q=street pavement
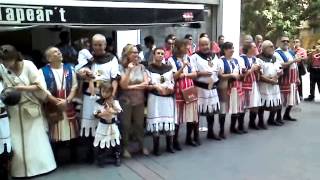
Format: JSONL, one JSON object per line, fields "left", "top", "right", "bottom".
{"left": 32, "top": 73, "right": 320, "bottom": 180}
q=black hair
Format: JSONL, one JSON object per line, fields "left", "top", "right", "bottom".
{"left": 218, "top": 35, "right": 224, "bottom": 40}
{"left": 144, "top": 36, "right": 155, "bottom": 45}
{"left": 184, "top": 34, "right": 192, "bottom": 39}
{"left": 153, "top": 47, "right": 165, "bottom": 55}
{"left": 242, "top": 41, "right": 255, "bottom": 54}
{"left": 221, "top": 42, "right": 233, "bottom": 56}
{"left": 199, "top": 33, "right": 208, "bottom": 38}
{"left": 0, "top": 44, "right": 23, "bottom": 62}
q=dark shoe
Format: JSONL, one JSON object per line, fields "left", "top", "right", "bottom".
{"left": 283, "top": 115, "right": 297, "bottom": 121}
{"left": 304, "top": 96, "right": 314, "bottom": 102}
{"left": 207, "top": 132, "right": 222, "bottom": 140}
{"left": 249, "top": 123, "right": 260, "bottom": 130}
{"left": 186, "top": 123, "right": 197, "bottom": 146}
{"left": 230, "top": 128, "right": 243, "bottom": 134}
{"left": 267, "top": 120, "right": 282, "bottom": 126}
{"left": 153, "top": 136, "right": 161, "bottom": 156}
{"left": 258, "top": 121, "right": 268, "bottom": 130}
{"left": 173, "top": 140, "right": 182, "bottom": 151}
{"left": 219, "top": 131, "right": 226, "bottom": 139}
{"left": 166, "top": 136, "right": 175, "bottom": 153}
{"left": 230, "top": 115, "right": 242, "bottom": 134}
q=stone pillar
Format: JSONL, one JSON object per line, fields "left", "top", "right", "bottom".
{"left": 217, "top": 0, "right": 241, "bottom": 56}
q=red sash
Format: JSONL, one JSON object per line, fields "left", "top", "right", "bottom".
{"left": 280, "top": 68, "right": 298, "bottom": 94}
{"left": 242, "top": 71, "right": 256, "bottom": 91}
{"left": 175, "top": 77, "right": 195, "bottom": 102}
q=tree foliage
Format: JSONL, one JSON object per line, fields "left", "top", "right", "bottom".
{"left": 241, "top": 0, "right": 309, "bottom": 41}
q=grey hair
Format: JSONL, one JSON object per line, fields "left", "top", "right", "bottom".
{"left": 261, "top": 40, "right": 274, "bottom": 52}
{"left": 92, "top": 34, "right": 106, "bottom": 43}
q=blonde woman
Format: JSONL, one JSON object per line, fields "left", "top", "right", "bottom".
{"left": 119, "top": 44, "right": 149, "bottom": 158}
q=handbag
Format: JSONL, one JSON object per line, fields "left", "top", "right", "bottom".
{"left": 181, "top": 86, "right": 198, "bottom": 104}
{"left": 298, "top": 63, "right": 306, "bottom": 76}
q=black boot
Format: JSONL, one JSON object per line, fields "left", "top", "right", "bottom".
{"left": 275, "top": 109, "right": 284, "bottom": 125}
{"left": 114, "top": 145, "right": 121, "bottom": 166}
{"left": 258, "top": 108, "right": 268, "bottom": 130}
{"left": 248, "top": 111, "right": 259, "bottom": 130}
{"left": 115, "top": 152, "right": 121, "bottom": 167}
{"left": 230, "top": 114, "right": 242, "bottom": 134}
{"left": 70, "top": 138, "right": 78, "bottom": 163}
{"left": 267, "top": 111, "right": 282, "bottom": 126}
{"left": 238, "top": 113, "right": 248, "bottom": 134}
{"left": 207, "top": 115, "right": 221, "bottom": 140}
{"left": 193, "top": 122, "right": 201, "bottom": 146}
{"left": 186, "top": 122, "right": 197, "bottom": 146}
{"left": 304, "top": 95, "right": 314, "bottom": 102}
{"left": 283, "top": 106, "right": 297, "bottom": 121}
{"left": 85, "top": 137, "right": 95, "bottom": 164}
{"left": 0, "top": 153, "right": 9, "bottom": 180}
{"left": 219, "top": 114, "right": 226, "bottom": 139}
{"left": 166, "top": 136, "right": 175, "bottom": 153}
{"left": 153, "top": 136, "right": 161, "bottom": 156}
{"left": 173, "top": 125, "right": 182, "bottom": 151}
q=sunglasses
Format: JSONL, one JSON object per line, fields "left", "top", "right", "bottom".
{"left": 281, "top": 40, "right": 290, "bottom": 43}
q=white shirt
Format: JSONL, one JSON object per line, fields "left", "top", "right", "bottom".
{"left": 75, "top": 49, "right": 93, "bottom": 72}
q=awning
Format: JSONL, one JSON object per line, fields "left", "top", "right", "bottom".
{"left": 0, "top": 0, "right": 204, "bottom": 26}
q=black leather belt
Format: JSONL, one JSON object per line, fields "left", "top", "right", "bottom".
{"left": 193, "top": 80, "right": 218, "bottom": 90}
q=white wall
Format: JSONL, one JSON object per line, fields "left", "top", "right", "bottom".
{"left": 116, "top": 30, "right": 140, "bottom": 59}
{"left": 217, "top": 0, "right": 241, "bottom": 56}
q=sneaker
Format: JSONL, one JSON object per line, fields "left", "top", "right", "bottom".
{"left": 123, "top": 149, "right": 132, "bottom": 159}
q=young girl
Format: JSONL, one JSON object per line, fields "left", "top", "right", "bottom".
{"left": 93, "top": 82, "right": 121, "bottom": 167}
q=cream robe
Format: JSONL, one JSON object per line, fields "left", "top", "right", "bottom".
{"left": 0, "top": 60, "right": 56, "bottom": 178}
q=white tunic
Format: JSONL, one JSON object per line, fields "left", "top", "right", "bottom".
{"left": 0, "top": 61, "right": 56, "bottom": 178}
{"left": 274, "top": 48, "right": 300, "bottom": 106}
{"left": 146, "top": 67, "right": 175, "bottom": 133}
{"left": 0, "top": 81, "right": 11, "bottom": 155}
{"left": 93, "top": 100, "right": 121, "bottom": 149}
{"left": 167, "top": 56, "right": 198, "bottom": 123}
{"left": 81, "top": 56, "right": 120, "bottom": 137}
{"left": 258, "top": 58, "right": 282, "bottom": 108}
{"left": 237, "top": 55, "right": 262, "bottom": 109}
{"left": 217, "top": 57, "right": 244, "bottom": 114}
{"left": 190, "top": 53, "right": 220, "bottom": 114}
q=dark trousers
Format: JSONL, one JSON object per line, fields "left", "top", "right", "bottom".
{"left": 309, "top": 77, "right": 320, "bottom": 98}
{"left": 96, "top": 145, "right": 120, "bottom": 162}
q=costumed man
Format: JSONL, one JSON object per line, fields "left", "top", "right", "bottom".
{"left": 218, "top": 42, "right": 245, "bottom": 137}
{"left": 257, "top": 40, "right": 283, "bottom": 128}
{"left": 190, "top": 37, "right": 221, "bottom": 140}
{"left": 305, "top": 40, "right": 320, "bottom": 101}
{"left": 78, "top": 34, "right": 120, "bottom": 163}
{"left": 0, "top": 80, "right": 11, "bottom": 180}
{"left": 293, "top": 39, "right": 307, "bottom": 99}
{"left": 238, "top": 42, "right": 262, "bottom": 131}
{"left": 39, "top": 47, "right": 79, "bottom": 164}
{"left": 274, "top": 35, "right": 301, "bottom": 122}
